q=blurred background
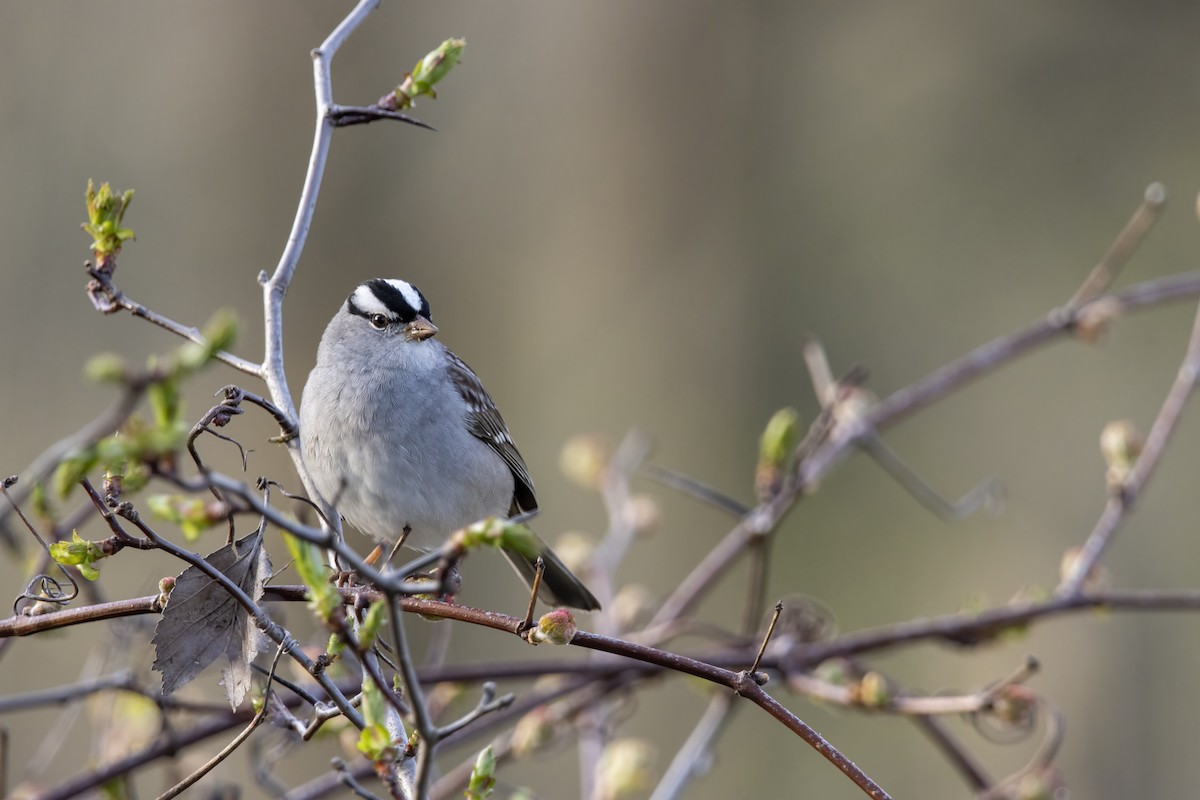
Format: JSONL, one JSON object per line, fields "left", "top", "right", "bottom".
{"left": 3, "top": 2, "right": 1200, "bottom": 798}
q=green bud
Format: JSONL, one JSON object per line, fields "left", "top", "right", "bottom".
{"left": 1100, "top": 419, "right": 1143, "bottom": 489}
{"left": 527, "top": 608, "right": 577, "bottom": 646}
{"left": 857, "top": 671, "right": 891, "bottom": 708}
{"left": 456, "top": 518, "right": 540, "bottom": 559}
{"left": 383, "top": 38, "right": 466, "bottom": 110}
{"left": 465, "top": 744, "right": 496, "bottom": 799}
{"left": 595, "top": 739, "right": 655, "bottom": 799}
{"left": 511, "top": 708, "right": 555, "bottom": 758}
{"left": 412, "top": 38, "right": 464, "bottom": 92}
{"left": 156, "top": 575, "right": 175, "bottom": 608}
{"left": 84, "top": 353, "right": 129, "bottom": 383}
{"left": 146, "top": 494, "right": 225, "bottom": 541}
{"left": 82, "top": 179, "right": 136, "bottom": 258}
{"left": 756, "top": 407, "right": 800, "bottom": 502}
{"left": 358, "top": 601, "right": 387, "bottom": 650}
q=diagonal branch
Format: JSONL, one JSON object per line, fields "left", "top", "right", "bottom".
{"left": 1057, "top": 294, "right": 1200, "bottom": 595}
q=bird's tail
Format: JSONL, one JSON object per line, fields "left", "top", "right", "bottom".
{"left": 501, "top": 537, "right": 601, "bottom": 612}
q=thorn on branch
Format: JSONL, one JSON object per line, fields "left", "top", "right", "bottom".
{"left": 745, "top": 601, "right": 783, "bottom": 683}
{"left": 520, "top": 557, "right": 546, "bottom": 634}
{"left": 328, "top": 105, "right": 436, "bottom": 130}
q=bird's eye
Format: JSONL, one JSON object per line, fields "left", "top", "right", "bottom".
{"left": 368, "top": 314, "right": 389, "bottom": 330}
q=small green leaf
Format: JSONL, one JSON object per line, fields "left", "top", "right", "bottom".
{"left": 358, "top": 601, "right": 387, "bottom": 650}
{"left": 147, "top": 375, "right": 182, "bottom": 429}
{"left": 112, "top": 461, "right": 151, "bottom": 494}
{"left": 356, "top": 678, "right": 396, "bottom": 761}
{"left": 356, "top": 723, "right": 393, "bottom": 762}
{"left": 31, "top": 482, "right": 52, "bottom": 520}
{"left": 282, "top": 532, "right": 339, "bottom": 618}
{"left": 54, "top": 449, "right": 99, "bottom": 497}
{"left": 466, "top": 745, "right": 497, "bottom": 799}
{"left": 49, "top": 531, "right": 104, "bottom": 580}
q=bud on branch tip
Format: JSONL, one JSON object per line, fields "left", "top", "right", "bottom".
{"left": 379, "top": 38, "right": 465, "bottom": 111}
{"left": 83, "top": 179, "right": 135, "bottom": 265}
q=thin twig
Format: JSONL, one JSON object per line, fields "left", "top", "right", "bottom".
{"left": 640, "top": 463, "right": 751, "bottom": 519}
{"left": 115, "top": 503, "right": 364, "bottom": 729}
{"left": 333, "top": 758, "right": 385, "bottom": 800}
{"left": 823, "top": 271, "right": 1200, "bottom": 456}
{"left": 788, "top": 656, "right": 1039, "bottom": 717}
{"left": 155, "top": 642, "right": 287, "bottom": 800}
{"left": 3, "top": 479, "right": 80, "bottom": 614}
{"left": 32, "top": 710, "right": 259, "bottom": 800}
{"left": 858, "top": 436, "right": 1002, "bottom": 520}
{"left": 0, "top": 670, "right": 134, "bottom": 713}
{"left": 436, "top": 682, "right": 515, "bottom": 739}
{"left": 1058, "top": 294, "right": 1200, "bottom": 595}
{"left": 648, "top": 692, "right": 737, "bottom": 800}
{"left": 1069, "top": 182, "right": 1166, "bottom": 306}
{"left": 83, "top": 267, "right": 263, "bottom": 377}
{"left": 742, "top": 536, "right": 772, "bottom": 637}
{"left": 0, "top": 388, "right": 143, "bottom": 547}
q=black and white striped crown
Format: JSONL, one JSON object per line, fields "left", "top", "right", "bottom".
{"left": 347, "top": 278, "right": 432, "bottom": 324}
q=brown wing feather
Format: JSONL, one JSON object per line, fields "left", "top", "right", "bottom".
{"left": 446, "top": 352, "right": 537, "bottom": 514}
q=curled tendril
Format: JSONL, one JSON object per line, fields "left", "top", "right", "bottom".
{"left": 968, "top": 696, "right": 1040, "bottom": 745}
{"left": 14, "top": 572, "right": 78, "bottom": 616}
{"left": 3, "top": 476, "right": 80, "bottom": 614}
{"left": 258, "top": 477, "right": 333, "bottom": 530}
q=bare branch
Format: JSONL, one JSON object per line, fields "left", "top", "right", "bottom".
{"left": 155, "top": 642, "right": 286, "bottom": 800}
{"left": 82, "top": 267, "right": 262, "bottom": 377}
{"left": 1058, "top": 294, "right": 1200, "bottom": 595}
{"left": 1069, "top": 182, "right": 1167, "bottom": 306}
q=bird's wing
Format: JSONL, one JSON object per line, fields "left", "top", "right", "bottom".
{"left": 446, "top": 352, "right": 538, "bottom": 514}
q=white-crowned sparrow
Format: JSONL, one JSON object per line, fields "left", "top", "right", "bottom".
{"left": 299, "top": 278, "right": 600, "bottom": 610}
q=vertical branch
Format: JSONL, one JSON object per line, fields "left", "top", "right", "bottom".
{"left": 258, "top": 0, "right": 382, "bottom": 538}
{"left": 1058, "top": 295, "right": 1200, "bottom": 596}
{"left": 388, "top": 596, "right": 437, "bottom": 797}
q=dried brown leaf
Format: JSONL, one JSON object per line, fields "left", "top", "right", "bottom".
{"left": 152, "top": 531, "right": 272, "bottom": 707}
